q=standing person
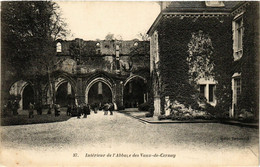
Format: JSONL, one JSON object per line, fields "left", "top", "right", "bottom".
{"left": 108, "top": 102, "right": 114, "bottom": 115}
{"left": 12, "top": 100, "right": 19, "bottom": 115}
{"left": 7, "top": 100, "right": 12, "bottom": 115}
{"left": 70, "top": 105, "right": 74, "bottom": 116}
{"left": 90, "top": 103, "right": 94, "bottom": 113}
{"left": 36, "top": 102, "right": 42, "bottom": 115}
{"left": 83, "top": 103, "right": 90, "bottom": 118}
{"left": 103, "top": 102, "right": 109, "bottom": 115}
{"left": 77, "top": 104, "right": 81, "bottom": 119}
{"left": 67, "top": 104, "right": 71, "bottom": 116}
{"left": 82, "top": 103, "right": 87, "bottom": 118}
{"left": 94, "top": 103, "right": 98, "bottom": 114}
{"left": 7, "top": 100, "right": 13, "bottom": 114}
{"left": 55, "top": 104, "right": 61, "bottom": 117}
{"left": 86, "top": 104, "right": 91, "bottom": 116}
{"left": 28, "top": 102, "right": 34, "bottom": 118}
{"left": 99, "top": 102, "right": 103, "bottom": 111}
{"left": 80, "top": 104, "right": 84, "bottom": 118}
{"left": 47, "top": 104, "right": 52, "bottom": 114}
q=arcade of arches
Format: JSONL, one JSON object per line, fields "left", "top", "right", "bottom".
{"left": 9, "top": 74, "right": 148, "bottom": 110}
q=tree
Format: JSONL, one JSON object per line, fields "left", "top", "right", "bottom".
{"left": 105, "top": 33, "right": 115, "bottom": 41}
{"left": 2, "top": 1, "right": 69, "bottom": 107}
{"left": 137, "top": 32, "right": 150, "bottom": 41}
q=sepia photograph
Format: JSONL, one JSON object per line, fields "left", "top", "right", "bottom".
{"left": 0, "top": 1, "right": 259, "bottom": 166}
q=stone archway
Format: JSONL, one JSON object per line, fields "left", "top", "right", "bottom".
{"left": 43, "top": 76, "right": 76, "bottom": 107}
{"left": 55, "top": 82, "right": 75, "bottom": 107}
{"left": 9, "top": 80, "right": 34, "bottom": 109}
{"left": 85, "top": 77, "right": 113, "bottom": 105}
{"left": 123, "top": 75, "right": 147, "bottom": 108}
{"left": 22, "top": 84, "right": 34, "bottom": 109}
{"left": 54, "top": 77, "right": 75, "bottom": 107}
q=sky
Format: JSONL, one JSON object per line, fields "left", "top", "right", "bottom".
{"left": 57, "top": 1, "right": 161, "bottom": 40}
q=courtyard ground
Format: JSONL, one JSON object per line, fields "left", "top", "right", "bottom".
{"left": 0, "top": 110, "right": 259, "bottom": 167}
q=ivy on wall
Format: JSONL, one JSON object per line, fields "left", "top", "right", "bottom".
{"left": 237, "top": 2, "right": 259, "bottom": 114}
{"left": 157, "top": 16, "right": 233, "bottom": 113}
{"left": 187, "top": 30, "right": 214, "bottom": 83}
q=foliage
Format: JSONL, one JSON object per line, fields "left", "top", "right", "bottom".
{"left": 2, "top": 1, "right": 68, "bottom": 76}
{"left": 237, "top": 3, "right": 259, "bottom": 115}
{"left": 187, "top": 30, "right": 214, "bottom": 82}
{"left": 2, "top": 1, "right": 69, "bottom": 107}
{"left": 105, "top": 33, "right": 115, "bottom": 41}
{"left": 145, "top": 104, "right": 154, "bottom": 117}
{"left": 69, "top": 40, "right": 96, "bottom": 63}
{"left": 137, "top": 32, "right": 150, "bottom": 41}
{"left": 138, "top": 102, "right": 150, "bottom": 111}
{"left": 158, "top": 100, "right": 215, "bottom": 121}
{"left": 129, "top": 41, "right": 150, "bottom": 56}
{"left": 237, "top": 109, "right": 255, "bottom": 122}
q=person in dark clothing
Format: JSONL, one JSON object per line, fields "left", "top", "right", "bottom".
{"left": 86, "top": 104, "right": 91, "bottom": 116}
{"left": 103, "top": 102, "right": 109, "bottom": 115}
{"left": 99, "top": 102, "right": 103, "bottom": 111}
{"left": 28, "top": 102, "right": 34, "bottom": 118}
{"left": 67, "top": 104, "right": 71, "bottom": 116}
{"left": 7, "top": 100, "right": 12, "bottom": 110}
{"left": 83, "top": 103, "right": 90, "bottom": 118}
{"left": 108, "top": 102, "right": 114, "bottom": 115}
{"left": 72, "top": 105, "right": 77, "bottom": 116}
{"left": 12, "top": 100, "right": 19, "bottom": 115}
{"left": 54, "top": 104, "right": 61, "bottom": 117}
{"left": 94, "top": 103, "right": 98, "bottom": 113}
{"left": 90, "top": 103, "right": 96, "bottom": 114}
{"left": 77, "top": 104, "right": 82, "bottom": 119}
{"left": 36, "top": 103, "right": 42, "bottom": 115}
{"left": 7, "top": 100, "right": 12, "bottom": 115}
{"left": 47, "top": 105, "right": 52, "bottom": 114}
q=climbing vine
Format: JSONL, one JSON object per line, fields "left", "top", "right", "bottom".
{"left": 237, "top": 2, "right": 259, "bottom": 114}
{"left": 157, "top": 16, "right": 233, "bottom": 113}
{"left": 187, "top": 30, "right": 214, "bottom": 83}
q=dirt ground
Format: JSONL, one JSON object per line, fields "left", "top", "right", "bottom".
{"left": 0, "top": 111, "right": 258, "bottom": 166}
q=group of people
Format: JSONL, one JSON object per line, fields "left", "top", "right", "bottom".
{"left": 67, "top": 103, "right": 91, "bottom": 119}
{"left": 3, "top": 100, "right": 116, "bottom": 119}
{"left": 67, "top": 102, "right": 114, "bottom": 118}
{"left": 28, "top": 102, "right": 46, "bottom": 118}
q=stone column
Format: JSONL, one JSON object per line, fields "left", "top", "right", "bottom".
{"left": 114, "top": 80, "right": 123, "bottom": 109}
{"left": 52, "top": 81, "right": 56, "bottom": 105}
{"left": 153, "top": 95, "right": 161, "bottom": 116}
{"left": 115, "top": 44, "right": 120, "bottom": 74}
{"left": 76, "top": 78, "right": 84, "bottom": 104}
{"left": 67, "top": 82, "right": 72, "bottom": 95}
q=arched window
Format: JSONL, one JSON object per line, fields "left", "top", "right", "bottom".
{"left": 98, "top": 82, "right": 102, "bottom": 94}
{"left": 56, "top": 42, "right": 62, "bottom": 53}
{"left": 205, "top": 1, "right": 224, "bottom": 7}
